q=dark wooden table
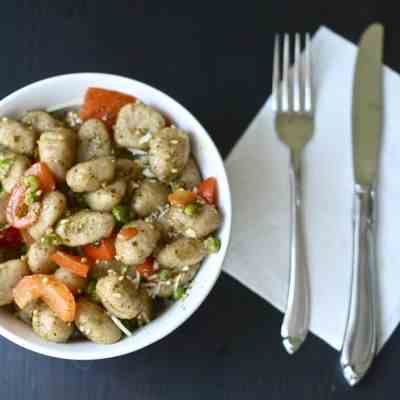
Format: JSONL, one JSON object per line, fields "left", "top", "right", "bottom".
{"left": 1, "top": 1, "right": 399, "bottom": 399}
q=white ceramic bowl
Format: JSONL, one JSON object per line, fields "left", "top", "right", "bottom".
{"left": 0, "top": 73, "right": 232, "bottom": 360}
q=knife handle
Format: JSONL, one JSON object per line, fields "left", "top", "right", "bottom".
{"left": 340, "top": 185, "right": 377, "bottom": 386}
{"left": 281, "top": 152, "right": 310, "bottom": 354}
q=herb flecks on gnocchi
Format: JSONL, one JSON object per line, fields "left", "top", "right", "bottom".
{"left": 0, "top": 87, "right": 221, "bottom": 344}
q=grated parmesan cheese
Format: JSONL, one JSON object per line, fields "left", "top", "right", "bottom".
{"left": 128, "top": 148, "right": 148, "bottom": 156}
{"left": 185, "top": 228, "right": 197, "bottom": 238}
{"left": 139, "top": 132, "right": 152, "bottom": 145}
{"left": 143, "top": 168, "right": 156, "bottom": 178}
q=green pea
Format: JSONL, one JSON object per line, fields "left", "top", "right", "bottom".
{"left": 41, "top": 232, "right": 63, "bottom": 246}
{"left": 204, "top": 237, "right": 221, "bottom": 253}
{"left": 112, "top": 205, "right": 131, "bottom": 223}
{"left": 184, "top": 202, "right": 202, "bottom": 216}
{"left": 159, "top": 270, "right": 169, "bottom": 281}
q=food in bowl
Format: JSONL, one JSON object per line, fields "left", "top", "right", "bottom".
{"left": 0, "top": 87, "right": 222, "bottom": 344}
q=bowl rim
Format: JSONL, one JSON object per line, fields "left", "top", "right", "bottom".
{"left": 0, "top": 72, "right": 232, "bottom": 360}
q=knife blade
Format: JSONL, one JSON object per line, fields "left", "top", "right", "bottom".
{"left": 340, "top": 23, "right": 384, "bottom": 386}
{"left": 352, "top": 24, "right": 384, "bottom": 186}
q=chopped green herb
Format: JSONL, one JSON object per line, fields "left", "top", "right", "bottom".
{"left": 184, "top": 202, "right": 203, "bottom": 216}
{"left": 85, "top": 278, "right": 99, "bottom": 301}
{"left": 41, "top": 232, "right": 63, "bottom": 246}
{"left": 0, "top": 222, "right": 7, "bottom": 231}
{"left": 173, "top": 287, "right": 186, "bottom": 300}
{"left": 159, "top": 270, "right": 169, "bottom": 281}
{"left": 23, "top": 176, "right": 41, "bottom": 205}
{"left": 124, "top": 152, "right": 137, "bottom": 160}
{"left": 169, "top": 180, "right": 183, "bottom": 192}
{"left": 0, "top": 158, "right": 14, "bottom": 175}
{"left": 23, "top": 175, "right": 40, "bottom": 191}
{"left": 204, "top": 237, "right": 221, "bottom": 253}
{"left": 20, "top": 244, "right": 28, "bottom": 254}
{"left": 24, "top": 189, "right": 41, "bottom": 205}
{"left": 112, "top": 205, "right": 131, "bottom": 224}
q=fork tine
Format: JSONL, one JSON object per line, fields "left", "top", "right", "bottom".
{"left": 281, "top": 34, "right": 290, "bottom": 112}
{"left": 272, "top": 34, "right": 280, "bottom": 112}
{"left": 293, "top": 33, "right": 301, "bottom": 112}
{"left": 304, "top": 33, "right": 312, "bottom": 112}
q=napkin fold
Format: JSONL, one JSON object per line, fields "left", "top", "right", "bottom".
{"left": 223, "top": 26, "right": 400, "bottom": 351}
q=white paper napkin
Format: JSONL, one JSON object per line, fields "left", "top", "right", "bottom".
{"left": 223, "top": 26, "right": 400, "bottom": 351}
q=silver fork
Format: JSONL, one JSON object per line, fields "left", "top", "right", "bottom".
{"left": 272, "top": 33, "right": 314, "bottom": 354}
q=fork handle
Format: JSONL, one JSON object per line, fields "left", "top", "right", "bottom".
{"left": 340, "top": 185, "right": 377, "bottom": 386}
{"left": 281, "top": 151, "right": 310, "bottom": 354}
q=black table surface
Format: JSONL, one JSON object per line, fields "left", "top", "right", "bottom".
{"left": 1, "top": 1, "right": 399, "bottom": 399}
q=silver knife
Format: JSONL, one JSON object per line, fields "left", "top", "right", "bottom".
{"left": 340, "top": 23, "right": 384, "bottom": 386}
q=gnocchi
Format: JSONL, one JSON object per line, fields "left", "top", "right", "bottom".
{"left": 75, "top": 299, "right": 121, "bottom": 344}
{"left": 28, "top": 191, "right": 67, "bottom": 241}
{"left": 0, "top": 150, "right": 31, "bottom": 193}
{"left": 149, "top": 127, "right": 190, "bottom": 182}
{"left": 66, "top": 156, "right": 116, "bottom": 192}
{"left": 0, "top": 118, "right": 37, "bottom": 156}
{"left": 115, "top": 220, "right": 160, "bottom": 265}
{"left": 22, "top": 110, "right": 62, "bottom": 132}
{"left": 38, "top": 127, "right": 77, "bottom": 181}
{"left": 0, "top": 259, "right": 29, "bottom": 306}
{"left": 96, "top": 274, "right": 143, "bottom": 319}
{"left": 84, "top": 179, "right": 127, "bottom": 211}
{"left": 131, "top": 179, "right": 169, "bottom": 217}
{"left": 0, "top": 86, "right": 222, "bottom": 345}
{"left": 77, "top": 119, "right": 112, "bottom": 161}
{"left": 114, "top": 102, "right": 165, "bottom": 150}
{"left": 55, "top": 210, "right": 115, "bottom": 246}
{"left": 32, "top": 302, "right": 74, "bottom": 343}
{"left": 27, "top": 242, "right": 57, "bottom": 274}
